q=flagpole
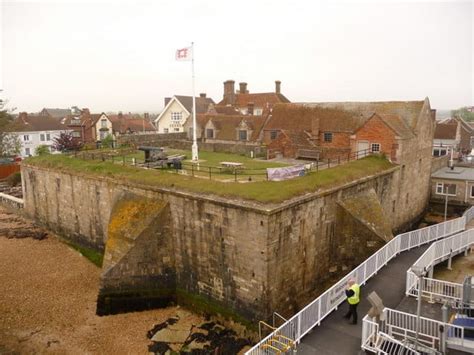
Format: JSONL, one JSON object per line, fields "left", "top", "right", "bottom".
{"left": 191, "top": 42, "right": 198, "bottom": 162}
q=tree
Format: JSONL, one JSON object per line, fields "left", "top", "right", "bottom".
{"left": 101, "top": 134, "right": 114, "bottom": 149}
{"left": 35, "top": 144, "right": 51, "bottom": 156}
{"left": 0, "top": 99, "right": 14, "bottom": 130}
{"left": 0, "top": 133, "right": 21, "bottom": 157}
{"left": 451, "top": 107, "right": 474, "bottom": 122}
{"left": 53, "top": 132, "right": 82, "bottom": 152}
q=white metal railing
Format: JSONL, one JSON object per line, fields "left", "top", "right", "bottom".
{"left": 0, "top": 192, "right": 24, "bottom": 209}
{"left": 406, "top": 228, "right": 474, "bottom": 301}
{"left": 362, "top": 307, "right": 469, "bottom": 354}
{"left": 245, "top": 211, "right": 471, "bottom": 354}
{"left": 373, "top": 332, "right": 421, "bottom": 355}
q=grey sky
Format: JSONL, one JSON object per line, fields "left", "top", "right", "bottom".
{"left": 1, "top": 0, "right": 473, "bottom": 113}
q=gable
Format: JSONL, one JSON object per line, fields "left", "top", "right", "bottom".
{"left": 155, "top": 97, "right": 190, "bottom": 123}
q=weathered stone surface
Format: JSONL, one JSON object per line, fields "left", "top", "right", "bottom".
{"left": 151, "top": 328, "right": 191, "bottom": 343}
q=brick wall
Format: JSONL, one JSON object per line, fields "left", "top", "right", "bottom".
{"left": 354, "top": 115, "right": 396, "bottom": 160}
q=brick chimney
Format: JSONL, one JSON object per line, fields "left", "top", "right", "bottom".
{"left": 275, "top": 80, "right": 281, "bottom": 94}
{"left": 199, "top": 93, "right": 206, "bottom": 98}
{"left": 223, "top": 80, "right": 235, "bottom": 105}
{"left": 247, "top": 102, "right": 254, "bottom": 116}
{"left": 239, "top": 82, "right": 248, "bottom": 94}
{"left": 19, "top": 112, "right": 28, "bottom": 124}
{"left": 164, "top": 97, "right": 171, "bottom": 107}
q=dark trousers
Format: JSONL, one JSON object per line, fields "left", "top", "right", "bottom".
{"left": 344, "top": 303, "right": 358, "bottom": 324}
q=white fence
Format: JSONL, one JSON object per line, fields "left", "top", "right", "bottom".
{"left": 406, "top": 228, "right": 474, "bottom": 301}
{"left": 0, "top": 192, "right": 24, "bottom": 209}
{"left": 362, "top": 307, "right": 466, "bottom": 353}
{"left": 245, "top": 210, "right": 471, "bottom": 355}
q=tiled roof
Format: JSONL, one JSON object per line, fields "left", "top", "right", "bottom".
{"left": 109, "top": 116, "right": 156, "bottom": 133}
{"left": 218, "top": 93, "right": 290, "bottom": 108}
{"left": 213, "top": 105, "right": 240, "bottom": 115}
{"left": 302, "top": 100, "right": 425, "bottom": 130}
{"left": 280, "top": 130, "right": 316, "bottom": 149}
{"left": 377, "top": 114, "right": 415, "bottom": 139}
{"left": 5, "top": 114, "right": 67, "bottom": 132}
{"left": 174, "top": 95, "right": 215, "bottom": 114}
{"left": 265, "top": 104, "right": 364, "bottom": 133}
{"left": 434, "top": 122, "right": 457, "bottom": 140}
{"left": 41, "top": 108, "right": 71, "bottom": 118}
{"left": 196, "top": 114, "right": 266, "bottom": 141}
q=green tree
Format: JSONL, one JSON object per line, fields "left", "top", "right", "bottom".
{"left": 35, "top": 144, "right": 51, "bottom": 156}
{"left": 451, "top": 107, "right": 474, "bottom": 122}
{"left": 0, "top": 99, "right": 14, "bottom": 129}
{"left": 101, "top": 134, "right": 114, "bottom": 149}
{"left": 53, "top": 132, "right": 83, "bottom": 152}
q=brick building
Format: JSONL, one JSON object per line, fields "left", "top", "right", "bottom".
{"left": 433, "top": 116, "right": 474, "bottom": 157}
{"left": 218, "top": 80, "right": 290, "bottom": 115}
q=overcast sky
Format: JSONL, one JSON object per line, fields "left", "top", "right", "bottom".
{"left": 1, "top": 0, "right": 473, "bottom": 114}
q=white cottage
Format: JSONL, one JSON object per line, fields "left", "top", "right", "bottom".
{"left": 154, "top": 94, "right": 215, "bottom": 134}
{"left": 6, "top": 113, "right": 71, "bottom": 157}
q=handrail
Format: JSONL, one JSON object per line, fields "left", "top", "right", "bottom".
{"left": 245, "top": 207, "right": 474, "bottom": 354}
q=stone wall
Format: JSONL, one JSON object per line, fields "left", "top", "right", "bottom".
{"left": 431, "top": 155, "right": 449, "bottom": 173}
{"left": 22, "top": 161, "right": 426, "bottom": 324}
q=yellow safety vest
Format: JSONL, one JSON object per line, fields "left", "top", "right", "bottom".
{"left": 348, "top": 284, "right": 360, "bottom": 305}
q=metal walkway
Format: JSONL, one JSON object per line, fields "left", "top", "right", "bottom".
{"left": 297, "top": 245, "right": 428, "bottom": 355}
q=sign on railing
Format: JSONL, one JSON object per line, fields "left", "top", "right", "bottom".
{"left": 245, "top": 208, "right": 474, "bottom": 355}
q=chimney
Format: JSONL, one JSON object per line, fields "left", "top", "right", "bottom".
{"left": 81, "top": 108, "right": 90, "bottom": 117}
{"left": 247, "top": 102, "right": 254, "bottom": 116}
{"left": 118, "top": 112, "right": 123, "bottom": 119}
{"left": 19, "top": 112, "right": 28, "bottom": 123}
{"left": 144, "top": 112, "right": 149, "bottom": 120}
{"left": 239, "top": 82, "right": 248, "bottom": 94}
{"left": 275, "top": 80, "right": 281, "bottom": 94}
{"left": 164, "top": 97, "right": 171, "bottom": 107}
{"left": 223, "top": 80, "right": 235, "bottom": 105}
{"left": 199, "top": 93, "right": 206, "bottom": 98}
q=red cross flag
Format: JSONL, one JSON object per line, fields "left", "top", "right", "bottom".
{"left": 175, "top": 47, "right": 192, "bottom": 61}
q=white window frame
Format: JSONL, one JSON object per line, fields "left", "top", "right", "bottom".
{"left": 206, "top": 128, "right": 214, "bottom": 139}
{"left": 23, "top": 135, "right": 30, "bottom": 142}
{"left": 164, "top": 128, "right": 169, "bottom": 133}
{"left": 436, "top": 182, "right": 457, "bottom": 196}
{"left": 46, "top": 133, "right": 51, "bottom": 141}
{"left": 72, "top": 131, "right": 81, "bottom": 138}
{"left": 25, "top": 147, "right": 30, "bottom": 155}
{"left": 40, "top": 134, "right": 45, "bottom": 141}
{"left": 171, "top": 112, "right": 182, "bottom": 121}
{"left": 371, "top": 143, "right": 381, "bottom": 153}
{"left": 101, "top": 119, "right": 108, "bottom": 128}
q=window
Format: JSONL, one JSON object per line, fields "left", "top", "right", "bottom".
{"left": 270, "top": 131, "right": 278, "bottom": 140}
{"left": 470, "top": 186, "right": 474, "bottom": 198}
{"left": 71, "top": 119, "right": 81, "bottom": 125}
{"left": 23, "top": 135, "right": 30, "bottom": 141}
{"left": 433, "top": 148, "right": 448, "bottom": 157}
{"left": 436, "top": 182, "right": 457, "bottom": 196}
{"left": 72, "top": 131, "right": 81, "bottom": 138}
{"left": 239, "top": 130, "right": 248, "bottom": 141}
{"left": 101, "top": 119, "right": 107, "bottom": 128}
{"left": 25, "top": 148, "right": 30, "bottom": 156}
{"left": 206, "top": 129, "right": 214, "bottom": 139}
{"left": 323, "top": 132, "right": 332, "bottom": 142}
{"left": 40, "top": 134, "right": 45, "bottom": 141}
{"left": 100, "top": 131, "right": 107, "bottom": 140}
{"left": 164, "top": 128, "right": 169, "bottom": 133}
{"left": 174, "top": 128, "right": 180, "bottom": 132}
{"left": 171, "top": 112, "right": 182, "bottom": 121}
{"left": 371, "top": 143, "right": 380, "bottom": 152}
{"left": 46, "top": 133, "right": 50, "bottom": 141}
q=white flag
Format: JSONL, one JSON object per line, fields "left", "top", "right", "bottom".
{"left": 175, "top": 47, "right": 192, "bottom": 61}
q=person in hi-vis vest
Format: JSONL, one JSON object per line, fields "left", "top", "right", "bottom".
{"left": 343, "top": 278, "right": 360, "bottom": 325}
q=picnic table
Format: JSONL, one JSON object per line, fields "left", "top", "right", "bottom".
{"left": 219, "top": 161, "right": 244, "bottom": 173}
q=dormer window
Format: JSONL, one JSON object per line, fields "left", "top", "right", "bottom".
{"left": 71, "top": 118, "right": 81, "bottom": 125}
{"left": 206, "top": 129, "right": 214, "bottom": 139}
{"left": 239, "top": 130, "right": 248, "bottom": 141}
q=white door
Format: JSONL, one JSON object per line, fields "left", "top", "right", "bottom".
{"left": 356, "top": 140, "right": 370, "bottom": 158}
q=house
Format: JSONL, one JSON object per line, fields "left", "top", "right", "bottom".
{"left": 62, "top": 108, "right": 100, "bottom": 145}
{"left": 433, "top": 116, "right": 474, "bottom": 157}
{"left": 39, "top": 107, "right": 80, "bottom": 118}
{"left": 154, "top": 94, "right": 215, "bottom": 134}
{"left": 187, "top": 114, "right": 267, "bottom": 143}
{"left": 108, "top": 113, "right": 157, "bottom": 137}
{"left": 217, "top": 80, "right": 290, "bottom": 115}
{"left": 4, "top": 112, "right": 70, "bottom": 157}
{"left": 431, "top": 166, "right": 474, "bottom": 207}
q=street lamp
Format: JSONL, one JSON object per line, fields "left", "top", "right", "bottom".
{"left": 411, "top": 265, "right": 427, "bottom": 352}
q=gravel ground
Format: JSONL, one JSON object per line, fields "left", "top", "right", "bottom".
{"left": 0, "top": 206, "right": 203, "bottom": 354}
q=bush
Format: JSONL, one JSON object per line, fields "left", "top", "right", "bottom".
{"left": 35, "top": 144, "right": 50, "bottom": 156}
{"left": 6, "top": 171, "right": 21, "bottom": 187}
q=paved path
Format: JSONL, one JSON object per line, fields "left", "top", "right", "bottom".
{"left": 298, "top": 245, "right": 429, "bottom": 355}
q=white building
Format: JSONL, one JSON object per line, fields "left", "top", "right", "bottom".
{"left": 6, "top": 113, "right": 70, "bottom": 157}
{"left": 154, "top": 94, "right": 214, "bottom": 134}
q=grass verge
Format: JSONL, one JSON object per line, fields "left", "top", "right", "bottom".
{"left": 26, "top": 154, "right": 395, "bottom": 203}
{"left": 64, "top": 240, "right": 104, "bottom": 267}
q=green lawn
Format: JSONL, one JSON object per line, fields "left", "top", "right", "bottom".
{"left": 26, "top": 154, "right": 395, "bottom": 203}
